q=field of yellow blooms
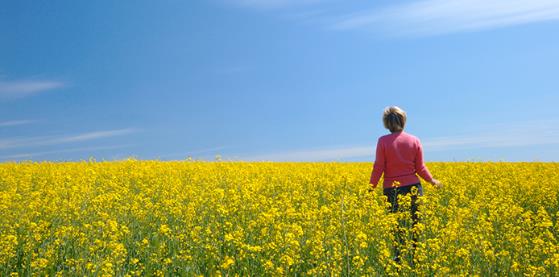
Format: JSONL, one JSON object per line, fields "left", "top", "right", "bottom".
{"left": 1, "top": 161, "right": 558, "bottom": 276}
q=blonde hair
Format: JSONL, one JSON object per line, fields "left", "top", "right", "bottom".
{"left": 383, "top": 106, "right": 407, "bottom": 133}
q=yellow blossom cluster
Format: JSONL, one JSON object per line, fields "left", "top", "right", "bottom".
{"left": 0, "top": 160, "right": 558, "bottom": 276}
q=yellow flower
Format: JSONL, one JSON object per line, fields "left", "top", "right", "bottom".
{"left": 159, "top": 224, "right": 171, "bottom": 236}
{"left": 1, "top": 161, "right": 558, "bottom": 275}
{"left": 221, "top": 256, "right": 235, "bottom": 270}
{"left": 31, "top": 258, "right": 49, "bottom": 269}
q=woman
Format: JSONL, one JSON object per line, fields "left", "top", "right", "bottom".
{"left": 369, "top": 106, "right": 442, "bottom": 264}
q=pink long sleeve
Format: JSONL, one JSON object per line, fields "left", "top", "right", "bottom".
{"left": 415, "top": 139, "right": 434, "bottom": 183}
{"left": 370, "top": 131, "right": 434, "bottom": 189}
{"left": 369, "top": 138, "right": 385, "bottom": 187}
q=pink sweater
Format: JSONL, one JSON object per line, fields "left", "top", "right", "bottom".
{"left": 370, "top": 131, "right": 433, "bottom": 189}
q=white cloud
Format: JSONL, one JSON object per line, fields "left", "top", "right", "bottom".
{"left": 332, "top": 0, "right": 559, "bottom": 36}
{"left": 0, "top": 120, "right": 35, "bottom": 127}
{"left": 243, "top": 145, "right": 373, "bottom": 161}
{"left": 0, "top": 128, "right": 139, "bottom": 150}
{"left": 423, "top": 120, "right": 559, "bottom": 151}
{"left": 240, "top": 120, "right": 559, "bottom": 161}
{"left": 156, "top": 146, "right": 228, "bottom": 160}
{"left": 51, "top": 129, "right": 138, "bottom": 144}
{"left": 0, "top": 80, "right": 65, "bottom": 99}
{"left": 0, "top": 144, "right": 135, "bottom": 161}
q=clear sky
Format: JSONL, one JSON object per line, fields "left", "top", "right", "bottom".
{"left": 1, "top": 0, "right": 559, "bottom": 162}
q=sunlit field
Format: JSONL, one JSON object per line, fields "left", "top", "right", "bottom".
{"left": 1, "top": 161, "right": 558, "bottom": 276}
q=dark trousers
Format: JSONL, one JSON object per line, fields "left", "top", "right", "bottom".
{"left": 383, "top": 183, "right": 423, "bottom": 263}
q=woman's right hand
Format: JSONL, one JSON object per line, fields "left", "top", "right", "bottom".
{"left": 431, "top": 179, "right": 443, "bottom": 189}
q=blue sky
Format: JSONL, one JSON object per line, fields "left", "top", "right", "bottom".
{"left": 1, "top": 0, "right": 559, "bottom": 162}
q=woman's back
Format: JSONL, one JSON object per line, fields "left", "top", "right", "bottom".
{"left": 381, "top": 131, "right": 420, "bottom": 178}
{"left": 369, "top": 106, "right": 439, "bottom": 189}
{"left": 369, "top": 105, "right": 442, "bottom": 265}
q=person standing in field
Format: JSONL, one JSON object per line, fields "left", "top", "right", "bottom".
{"left": 369, "top": 106, "right": 442, "bottom": 264}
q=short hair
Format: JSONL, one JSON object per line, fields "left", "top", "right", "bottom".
{"left": 383, "top": 106, "right": 407, "bottom": 133}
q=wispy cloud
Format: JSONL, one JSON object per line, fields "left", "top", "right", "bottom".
{"left": 0, "top": 120, "right": 35, "bottom": 127}
{"left": 0, "top": 128, "right": 139, "bottom": 150}
{"left": 156, "top": 146, "right": 228, "bottom": 160}
{"left": 0, "top": 144, "right": 135, "bottom": 161}
{"left": 241, "top": 120, "right": 559, "bottom": 161}
{"left": 423, "top": 119, "right": 559, "bottom": 151}
{"left": 243, "top": 145, "right": 373, "bottom": 161}
{"left": 332, "top": 0, "right": 559, "bottom": 36}
{"left": 50, "top": 129, "right": 138, "bottom": 144}
{"left": 0, "top": 79, "right": 65, "bottom": 99}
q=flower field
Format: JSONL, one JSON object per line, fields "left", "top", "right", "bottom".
{"left": 1, "top": 161, "right": 558, "bottom": 276}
